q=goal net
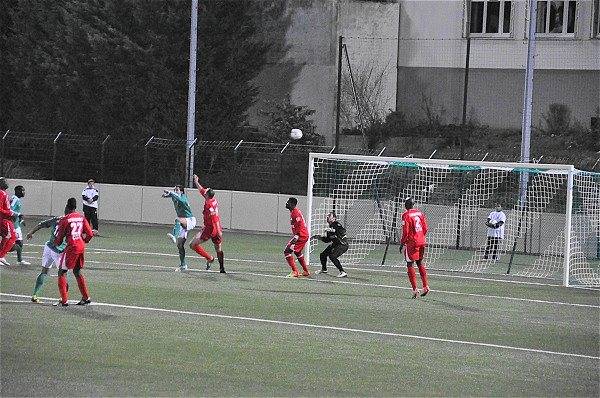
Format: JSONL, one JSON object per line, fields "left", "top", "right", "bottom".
{"left": 307, "top": 153, "right": 600, "bottom": 287}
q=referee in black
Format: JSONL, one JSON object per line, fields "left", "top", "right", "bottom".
{"left": 82, "top": 179, "right": 99, "bottom": 235}
{"left": 315, "top": 212, "right": 349, "bottom": 278}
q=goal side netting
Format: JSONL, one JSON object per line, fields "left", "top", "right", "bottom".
{"left": 306, "top": 153, "right": 599, "bottom": 287}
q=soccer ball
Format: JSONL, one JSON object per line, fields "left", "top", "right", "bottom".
{"left": 290, "top": 128, "right": 303, "bottom": 140}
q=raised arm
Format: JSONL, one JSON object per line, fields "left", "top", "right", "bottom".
{"left": 193, "top": 174, "right": 207, "bottom": 197}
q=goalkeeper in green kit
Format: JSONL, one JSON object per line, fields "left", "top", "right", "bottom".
{"left": 163, "top": 185, "right": 197, "bottom": 271}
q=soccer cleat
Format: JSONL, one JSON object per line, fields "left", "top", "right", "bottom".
{"left": 337, "top": 271, "right": 348, "bottom": 278}
{"left": 315, "top": 269, "right": 328, "bottom": 274}
{"left": 175, "top": 265, "right": 188, "bottom": 272}
{"left": 219, "top": 268, "right": 226, "bottom": 274}
{"left": 420, "top": 287, "right": 430, "bottom": 297}
{"left": 76, "top": 298, "right": 92, "bottom": 306}
{"left": 31, "top": 295, "right": 41, "bottom": 304}
{"left": 411, "top": 289, "right": 420, "bottom": 299}
{"left": 53, "top": 300, "right": 68, "bottom": 307}
{"left": 206, "top": 257, "right": 215, "bottom": 270}
{"left": 18, "top": 260, "right": 31, "bottom": 266}
{"left": 0, "top": 257, "right": 10, "bottom": 266}
{"left": 285, "top": 271, "right": 300, "bottom": 278}
{"left": 166, "top": 233, "right": 176, "bottom": 244}
{"left": 301, "top": 270, "right": 311, "bottom": 277}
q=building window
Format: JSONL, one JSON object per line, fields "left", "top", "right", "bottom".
{"left": 536, "top": 1, "right": 577, "bottom": 35}
{"left": 469, "top": 0, "right": 512, "bottom": 36}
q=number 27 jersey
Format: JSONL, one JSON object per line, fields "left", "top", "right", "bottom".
{"left": 55, "top": 212, "right": 93, "bottom": 253}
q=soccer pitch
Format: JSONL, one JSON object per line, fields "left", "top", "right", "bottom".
{"left": 1, "top": 219, "right": 599, "bottom": 396}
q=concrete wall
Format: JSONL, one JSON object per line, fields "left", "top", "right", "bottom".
{"left": 6, "top": 178, "right": 307, "bottom": 235}
{"left": 8, "top": 178, "right": 595, "bottom": 258}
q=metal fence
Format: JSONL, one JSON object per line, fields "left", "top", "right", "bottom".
{"left": 2, "top": 130, "right": 599, "bottom": 195}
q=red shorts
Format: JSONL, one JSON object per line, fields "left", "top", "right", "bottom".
{"left": 403, "top": 244, "right": 425, "bottom": 262}
{"left": 59, "top": 250, "right": 85, "bottom": 270}
{"left": 199, "top": 222, "right": 223, "bottom": 245}
{"left": 286, "top": 236, "right": 308, "bottom": 253}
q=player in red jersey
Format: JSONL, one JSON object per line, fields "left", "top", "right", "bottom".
{"left": 189, "top": 174, "right": 225, "bottom": 273}
{"left": 0, "top": 178, "right": 17, "bottom": 266}
{"left": 400, "top": 197, "right": 430, "bottom": 298}
{"left": 284, "top": 197, "right": 310, "bottom": 278}
{"left": 54, "top": 198, "right": 94, "bottom": 306}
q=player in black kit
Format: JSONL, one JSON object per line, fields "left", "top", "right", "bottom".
{"left": 315, "top": 212, "right": 349, "bottom": 278}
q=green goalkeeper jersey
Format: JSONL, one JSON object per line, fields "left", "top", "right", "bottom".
{"left": 168, "top": 192, "right": 194, "bottom": 218}
{"left": 10, "top": 195, "right": 22, "bottom": 229}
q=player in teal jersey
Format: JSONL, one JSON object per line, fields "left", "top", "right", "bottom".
{"left": 162, "top": 185, "right": 197, "bottom": 271}
{"left": 9, "top": 185, "right": 29, "bottom": 265}
{"left": 26, "top": 213, "right": 68, "bottom": 303}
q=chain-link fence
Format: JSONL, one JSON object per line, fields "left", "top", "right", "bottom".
{"left": 2, "top": 130, "right": 599, "bottom": 195}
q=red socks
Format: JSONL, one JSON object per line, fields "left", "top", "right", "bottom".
{"left": 296, "top": 253, "right": 309, "bottom": 273}
{"left": 285, "top": 255, "right": 299, "bottom": 273}
{"left": 407, "top": 266, "right": 417, "bottom": 290}
{"left": 192, "top": 244, "right": 213, "bottom": 261}
{"left": 76, "top": 275, "right": 90, "bottom": 300}
{"left": 417, "top": 264, "right": 429, "bottom": 289}
{"left": 58, "top": 274, "right": 68, "bottom": 304}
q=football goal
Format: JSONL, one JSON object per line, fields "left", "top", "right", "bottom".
{"left": 306, "top": 153, "right": 600, "bottom": 287}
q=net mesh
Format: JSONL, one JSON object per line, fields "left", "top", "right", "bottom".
{"left": 308, "top": 154, "right": 600, "bottom": 286}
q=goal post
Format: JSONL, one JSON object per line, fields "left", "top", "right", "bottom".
{"left": 306, "top": 152, "right": 599, "bottom": 287}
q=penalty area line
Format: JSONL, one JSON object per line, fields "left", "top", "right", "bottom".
{"left": 1, "top": 292, "right": 598, "bottom": 361}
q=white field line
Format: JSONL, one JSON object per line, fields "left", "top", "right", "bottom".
{"left": 1, "top": 292, "right": 598, "bottom": 361}
{"left": 24, "top": 244, "right": 596, "bottom": 290}
{"left": 17, "top": 254, "right": 600, "bottom": 309}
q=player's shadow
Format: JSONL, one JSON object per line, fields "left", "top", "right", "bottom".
{"left": 182, "top": 271, "right": 248, "bottom": 282}
{"left": 424, "top": 298, "right": 480, "bottom": 313}
{"left": 240, "top": 287, "right": 389, "bottom": 299}
{"left": 88, "top": 266, "right": 170, "bottom": 274}
{"left": 0, "top": 300, "right": 31, "bottom": 305}
{"left": 60, "top": 306, "right": 116, "bottom": 321}
{"left": 1, "top": 264, "right": 34, "bottom": 273}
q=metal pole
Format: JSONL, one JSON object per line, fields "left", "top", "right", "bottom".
{"left": 462, "top": 0, "right": 471, "bottom": 129}
{"left": 187, "top": 138, "right": 197, "bottom": 184}
{"left": 101, "top": 135, "right": 110, "bottom": 181}
{"left": 519, "top": 0, "right": 537, "bottom": 195}
{"left": 52, "top": 132, "right": 62, "bottom": 181}
{"left": 144, "top": 136, "right": 154, "bottom": 186}
{"left": 185, "top": 0, "right": 199, "bottom": 188}
{"left": 1, "top": 130, "right": 9, "bottom": 176}
{"left": 334, "top": 35, "right": 343, "bottom": 152}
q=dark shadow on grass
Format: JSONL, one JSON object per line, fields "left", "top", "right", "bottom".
{"left": 239, "top": 286, "right": 390, "bottom": 299}
{"left": 0, "top": 265, "right": 33, "bottom": 273}
{"left": 58, "top": 306, "right": 116, "bottom": 321}
{"left": 425, "top": 298, "right": 480, "bottom": 313}
{"left": 0, "top": 300, "right": 32, "bottom": 305}
{"left": 87, "top": 266, "right": 169, "bottom": 274}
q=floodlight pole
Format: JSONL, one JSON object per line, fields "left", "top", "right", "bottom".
{"left": 334, "top": 35, "right": 343, "bottom": 152}
{"left": 185, "top": 0, "right": 199, "bottom": 188}
{"left": 519, "top": 0, "right": 537, "bottom": 199}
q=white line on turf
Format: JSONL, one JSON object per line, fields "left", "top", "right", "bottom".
{"left": 24, "top": 244, "right": 598, "bottom": 290}
{"left": 15, "top": 254, "right": 600, "bottom": 309}
{"left": 1, "top": 292, "right": 598, "bottom": 361}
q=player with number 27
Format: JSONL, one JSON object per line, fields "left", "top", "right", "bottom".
{"left": 54, "top": 197, "right": 94, "bottom": 306}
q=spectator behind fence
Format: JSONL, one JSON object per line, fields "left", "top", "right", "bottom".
{"left": 82, "top": 179, "right": 99, "bottom": 235}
